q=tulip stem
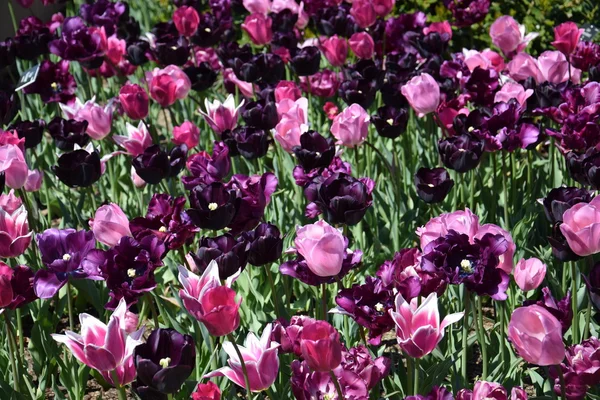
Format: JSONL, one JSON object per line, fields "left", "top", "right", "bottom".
{"left": 66, "top": 281, "right": 75, "bottom": 332}
{"left": 406, "top": 356, "right": 413, "bottom": 396}
{"left": 461, "top": 287, "right": 470, "bottom": 386}
{"left": 227, "top": 334, "right": 254, "bottom": 400}
{"left": 498, "top": 301, "right": 506, "bottom": 367}
{"left": 329, "top": 370, "right": 345, "bottom": 399}
{"left": 490, "top": 152, "right": 497, "bottom": 224}
{"left": 265, "top": 266, "right": 281, "bottom": 318}
{"left": 571, "top": 263, "right": 579, "bottom": 344}
{"left": 321, "top": 283, "right": 327, "bottom": 322}
{"left": 110, "top": 369, "right": 127, "bottom": 400}
{"left": 557, "top": 365, "right": 567, "bottom": 400}
{"left": 501, "top": 152, "right": 510, "bottom": 230}
{"left": 4, "top": 313, "right": 20, "bottom": 392}
{"left": 15, "top": 308, "right": 24, "bottom": 359}
{"left": 583, "top": 295, "right": 592, "bottom": 340}
{"left": 476, "top": 296, "right": 488, "bottom": 380}
{"left": 413, "top": 357, "right": 420, "bottom": 395}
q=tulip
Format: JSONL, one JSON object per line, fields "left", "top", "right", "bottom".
{"left": 275, "top": 81, "right": 301, "bottom": 103}
{"left": 0, "top": 144, "right": 28, "bottom": 189}
{"left": 514, "top": 258, "right": 546, "bottom": 292}
{"left": 192, "top": 381, "right": 221, "bottom": 400}
{"left": 201, "top": 95, "right": 244, "bottom": 134}
{"left": 414, "top": 167, "right": 454, "bottom": 204}
{"left": 0, "top": 201, "right": 31, "bottom": 258}
{"left": 173, "top": 120, "right": 200, "bottom": 149}
{"left": 494, "top": 82, "right": 534, "bottom": 107}
{"left": 133, "top": 144, "right": 188, "bottom": 184}
{"left": 297, "top": 320, "right": 343, "bottom": 373}
{"left": 330, "top": 103, "right": 370, "bottom": 148}
{"left": 223, "top": 68, "right": 255, "bottom": 98}
{"left": 0, "top": 190, "right": 22, "bottom": 214}
{"left": 242, "top": 14, "right": 273, "bottom": 46}
{"left": 178, "top": 260, "right": 241, "bottom": 336}
{"left": 232, "top": 126, "right": 269, "bottom": 160}
{"left": 389, "top": 292, "right": 464, "bottom": 358}
{"left": 205, "top": 323, "right": 280, "bottom": 392}
{"left": 186, "top": 182, "right": 239, "bottom": 231}
{"left": 185, "top": 63, "right": 218, "bottom": 92}
{"left": 371, "top": 105, "right": 409, "bottom": 139}
{"left": 0, "top": 263, "right": 35, "bottom": 310}
{"left": 350, "top": 0, "right": 376, "bottom": 28}
{"left": 552, "top": 22, "right": 583, "bottom": 55}
{"left": 274, "top": 113, "right": 307, "bottom": 153}
{"left": 113, "top": 122, "right": 152, "bottom": 157}
{"left": 291, "top": 46, "right": 322, "bottom": 76}
{"left": 10, "top": 119, "right": 45, "bottom": 149}
{"left": 146, "top": 65, "right": 192, "bottom": 108}
{"left": 226, "top": 172, "right": 278, "bottom": 234}
{"left": 542, "top": 187, "right": 593, "bottom": 225}
{"left": 294, "top": 220, "right": 346, "bottom": 277}
{"left": 243, "top": 0, "right": 272, "bottom": 14}
{"left": 189, "top": 234, "right": 248, "bottom": 280}
{"left": 292, "top": 130, "right": 336, "bottom": 172}
{"left": 48, "top": 117, "right": 90, "bottom": 151}
{"left": 182, "top": 142, "right": 230, "bottom": 188}
{"left": 560, "top": 196, "right": 600, "bottom": 256}
{"left": 524, "top": 287, "right": 572, "bottom": 334}
{"left": 242, "top": 100, "right": 278, "bottom": 130}
{"left": 507, "top": 53, "right": 543, "bottom": 83}
{"left": 349, "top": 32, "right": 375, "bottom": 59}
{"left": 401, "top": 73, "right": 440, "bottom": 117}
{"left": 489, "top": 15, "right": 538, "bottom": 57}
{"left": 173, "top": 6, "right": 200, "bottom": 37}
{"left": 320, "top": 35, "right": 348, "bottom": 67}
{"left": 119, "top": 83, "right": 149, "bottom": 121}
{"left": 60, "top": 97, "right": 113, "bottom": 140}
{"left": 438, "top": 134, "right": 485, "bottom": 173}
{"left": 243, "top": 222, "right": 283, "bottom": 267}
{"left": 49, "top": 17, "right": 104, "bottom": 68}
{"left": 300, "top": 69, "right": 341, "bottom": 97}
{"left": 90, "top": 203, "right": 132, "bottom": 247}
{"left": 52, "top": 298, "right": 145, "bottom": 386}
{"left": 508, "top": 305, "right": 566, "bottom": 366}
{"left": 23, "top": 59, "right": 77, "bottom": 104}
{"left": 133, "top": 328, "right": 196, "bottom": 398}
{"left": 424, "top": 21, "right": 453, "bottom": 38}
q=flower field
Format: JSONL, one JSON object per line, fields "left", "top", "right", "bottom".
{"left": 1, "top": 0, "right": 600, "bottom": 399}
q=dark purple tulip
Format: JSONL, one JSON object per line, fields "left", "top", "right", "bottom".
{"left": 587, "top": 263, "right": 600, "bottom": 312}
{"left": 304, "top": 172, "right": 375, "bottom": 226}
{"left": 13, "top": 16, "right": 53, "bottom": 60}
{"left": 191, "top": 12, "right": 232, "bottom": 48}
{"left": 231, "top": 126, "right": 269, "bottom": 160}
{"left": 314, "top": 5, "right": 358, "bottom": 37}
{"left": 571, "top": 41, "right": 600, "bottom": 72}
{"left": 422, "top": 231, "right": 510, "bottom": 300}
{"left": 242, "top": 101, "right": 278, "bottom": 130}
{"left": 184, "top": 63, "right": 218, "bottom": 92}
{"left": 0, "top": 90, "right": 19, "bottom": 126}
{"left": 117, "top": 16, "right": 141, "bottom": 43}
{"left": 34, "top": 229, "right": 100, "bottom": 299}
{"left": 133, "top": 328, "right": 195, "bottom": 399}
{"left": 52, "top": 147, "right": 101, "bottom": 188}
{"left": 543, "top": 187, "right": 594, "bottom": 224}
{"left": 225, "top": 172, "right": 278, "bottom": 233}
{"left": 133, "top": 145, "right": 187, "bottom": 184}
{"left": 130, "top": 194, "right": 199, "bottom": 250}
{"left": 243, "top": 222, "right": 283, "bottom": 266}
{"left": 153, "top": 37, "right": 190, "bottom": 66}
{"left": 438, "top": 134, "right": 484, "bottom": 173}
{"left": 406, "top": 386, "right": 455, "bottom": 400}
{"left": 341, "top": 346, "right": 391, "bottom": 390}
{"left": 47, "top": 117, "right": 90, "bottom": 151}
{"left": 384, "top": 12, "right": 427, "bottom": 54}
{"left": 23, "top": 60, "right": 77, "bottom": 104}
{"left": 167, "top": 144, "right": 188, "bottom": 178}
{"left": 186, "top": 182, "right": 239, "bottom": 230}
{"left": 0, "top": 173, "right": 5, "bottom": 194}
{"left": 190, "top": 234, "right": 248, "bottom": 280}
{"left": 293, "top": 155, "right": 352, "bottom": 187}
{"left": 219, "top": 43, "right": 253, "bottom": 74}
{"left": 464, "top": 67, "right": 500, "bottom": 107}
{"left": 291, "top": 46, "right": 322, "bottom": 76}
{"left": 335, "top": 277, "right": 395, "bottom": 345}
{"left": 1, "top": 264, "right": 36, "bottom": 310}
{"left": 291, "top": 359, "right": 368, "bottom": 400}
{"left": 271, "top": 9, "right": 298, "bottom": 33}
{"left": 0, "top": 39, "right": 15, "bottom": 69}
{"left": 338, "top": 78, "right": 378, "bottom": 109}
{"left": 49, "top": 17, "right": 105, "bottom": 69}
{"left": 182, "top": 141, "right": 230, "bottom": 189}
{"left": 9, "top": 119, "right": 45, "bottom": 149}
{"left": 524, "top": 287, "right": 572, "bottom": 334}
{"left": 292, "top": 131, "right": 336, "bottom": 172}
{"left": 414, "top": 167, "right": 455, "bottom": 204}
{"left": 444, "top": 0, "right": 490, "bottom": 27}
{"left": 100, "top": 235, "right": 166, "bottom": 309}
{"left": 272, "top": 31, "right": 299, "bottom": 54}
{"left": 80, "top": 0, "right": 127, "bottom": 37}
{"left": 127, "top": 40, "right": 151, "bottom": 66}
{"left": 565, "top": 148, "right": 600, "bottom": 190}
{"left": 271, "top": 315, "right": 316, "bottom": 356}
{"left": 371, "top": 105, "right": 409, "bottom": 139}
{"left": 253, "top": 53, "right": 285, "bottom": 85}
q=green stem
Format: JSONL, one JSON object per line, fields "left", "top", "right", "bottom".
{"left": 491, "top": 152, "right": 498, "bottom": 224}
{"left": 66, "top": 281, "right": 75, "bottom": 332}
{"left": 266, "top": 266, "right": 281, "bottom": 318}
{"left": 406, "top": 356, "right": 414, "bottom": 396}
{"left": 461, "top": 287, "right": 470, "bottom": 386}
{"left": 321, "top": 282, "right": 327, "bottom": 321}
{"left": 413, "top": 357, "right": 420, "bottom": 396}
{"left": 501, "top": 152, "right": 510, "bottom": 230}
{"left": 571, "top": 263, "right": 579, "bottom": 344}
{"left": 329, "top": 370, "right": 345, "bottom": 399}
{"left": 5, "top": 313, "right": 19, "bottom": 392}
{"left": 469, "top": 170, "right": 475, "bottom": 211}
{"left": 583, "top": 295, "right": 592, "bottom": 340}
{"left": 110, "top": 369, "right": 127, "bottom": 400}
{"left": 7, "top": 1, "right": 18, "bottom": 34}
{"left": 227, "top": 334, "right": 255, "bottom": 400}
{"left": 499, "top": 301, "right": 506, "bottom": 367}
{"left": 477, "top": 296, "right": 488, "bottom": 380}
{"left": 16, "top": 308, "right": 24, "bottom": 359}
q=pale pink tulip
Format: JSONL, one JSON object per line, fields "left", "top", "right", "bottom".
{"left": 0, "top": 144, "right": 28, "bottom": 189}
{"left": 243, "top": 0, "right": 272, "bottom": 14}
{"left": 489, "top": 15, "right": 538, "bottom": 57}
{"left": 294, "top": 220, "right": 346, "bottom": 277}
{"left": 223, "top": 68, "right": 255, "bottom": 98}
{"left": 24, "top": 170, "right": 43, "bottom": 192}
{"left": 494, "top": 82, "right": 534, "bottom": 106}
{"left": 514, "top": 258, "right": 546, "bottom": 292}
{"left": 113, "top": 121, "right": 153, "bottom": 157}
{"left": 0, "top": 203, "right": 32, "bottom": 258}
{"left": 349, "top": 32, "right": 375, "bottom": 59}
{"left": 60, "top": 97, "right": 113, "bottom": 140}
{"left": 401, "top": 73, "right": 440, "bottom": 117}
{"left": 89, "top": 203, "right": 132, "bottom": 247}
{"left": 330, "top": 103, "right": 370, "bottom": 148}
{"left": 560, "top": 196, "right": 600, "bottom": 256}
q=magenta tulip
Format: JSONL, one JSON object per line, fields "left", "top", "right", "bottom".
{"left": 350, "top": 0, "right": 376, "bottom": 29}
{"left": 424, "top": 21, "right": 453, "bottom": 39}
{"left": 401, "top": 73, "right": 440, "bottom": 118}
{"left": 330, "top": 103, "right": 370, "bottom": 148}
{"left": 242, "top": 14, "right": 273, "bottom": 46}
{"left": 552, "top": 22, "right": 583, "bottom": 55}
{"left": 173, "top": 120, "right": 200, "bottom": 149}
{"left": 146, "top": 65, "right": 192, "bottom": 108}
{"left": 0, "top": 263, "right": 13, "bottom": 308}
{"left": 274, "top": 81, "right": 301, "bottom": 103}
{"left": 389, "top": 292, "right": 463, "bottom": 358}
{"left": 320, "top": 35, "right": 348, "bottom": 67}
{"left": 489, "top": 15, "right": 538, "bottom": 57}
{"left": 371, "top": 0, "right": 393, "bottom": 16}
{"left": 0, "top": 202, "right": 32, "bottom": 258}
{"left": 514, "top": 258, "right": 546, "bottom": 292}
{"left": 243, "top": 0, "right": 272, "bottom": 14}
{"left": 560, "top": 196, "right": 600, "bottom": 257}
{"left": 294, "top": 220, "right": 346, "bottom": 277}
{"left": 0, "top": 191, "right": 22, "bottom": 215}
{"left": 119, "top": 83, "right": 149, "bottom": 121}
{"left": 173, "top": 6, "right": 200, "bottom": 37}
{"left": 0, "top": 144, "right": 28, "bottom": 189}
{"left": 90, "top": 203, "right": 132, "bottom": 247}
{"left": 349, "top": 32, "right": 375, "bottom": 60}
{"left": 299, "top": 320, "right": 342, "bottom": 372}
{"left": 201, "top": 95, "right": 244, "bottom": 134}
{"left": 205, "top": 323, "right": 280, "bottom": 392}
{"left": 508, "top": 305, "right": 565, "bottom": 366}
{"left": 113, "top": 121, "right": 153, "bottom": 157}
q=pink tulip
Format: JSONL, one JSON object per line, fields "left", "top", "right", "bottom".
{"left": 131, "top": 167, "right": 146, "bottom": 189}
{"left": 371, "top": 0, "right": 393, "bottom": 16}
{"left": 192, "top": 381, "right": 222, "bottom": 400}
{"left": 299, "top": 320, "right": 342, "bottom": 372}
{"left": 24, "top": 170, "right": 43, "bottom": 192}
{"left": 494, "top": 82, "right": 534, "bottom": 106}
{"left": 223, "top": 68, "right": 255, "bottom": 98}
{"left": 514, "top": 258, "right": 546, "bottom": 292}
{"left": 489, "top": 15, "right": 538, "bottom": 57}
{"left": 243, "top": 0, "right": 272, "bottom": 14}
{"left": 481, "top": 49, "right": 506, "bottom": 72}
{"left": 178, "top": 260, "right": 241, "bottom": 336}
{"left": 90, "top": 203, "right": 132, "bottom": 247}
{"left": 201, "top": 94, "right": 244, "bottom": 134}
{"left": 349, "top": 32, "right": 375, "bottom": 59}
{"left": 0, "top": 144, "right": 28, "bottom": 189}
{"left": 0, "top": 202, "right": 32, "bottom": 258}
{"left": 474, "top": 223, "right": 516, "bottom": 275}
{"left": 469, "top": 381, "right": 510, "bottom": 399}
{"left": 173, "top": 120, "right": 200, "bottom": 149}
{"left": 0, "top": 190, "right": 22, "bottom": 214}
{"left": 271, "top": 0, "right": 308, "bottom": 28}
{"left": 146, "top": 65, "right": 192, "bottom": 108}
{"left": 242, "top": 14, "right": 273, "bottom": 46}
{"left": 0, "top": 130, "right": 24, "bottom": 153}
{"left": 537, "top": 50, "right": 579, "bottom": 84}
{"left": 60, "top": 97, "right": 113, "bottom": 140}
{"left": 119, "top": 83, "right": 149, "bottom": 121}
{"left": 508, "top": 305, "right": 565, "bottom": 366}
{"left": 560, "top": 196, "right": 600, "bottom": 256}
{"left": 105, "top": 35, "right": 127, "bottom": 66}
{"left": 401, "top": 73, "right": 440, "bottom": 117}
{"left": 274, "top": 113, "right": 306, "bottom": 153}
{"left": 52, "top": 298, "right": 144, "bottom": 386}
{"left": 507, "top": 52, "right": 543, "bottom": 83}
{"left": 320, "top": 35, "right": 348, "bottom": 67}
{"left": 424, "top": 21, "right": 453, "bottom": 39}
{"left": 173, "top": 6, "right": 200, "bottom": 37}
{"left": 350, "top": 0, "right": 376, "bottom": 29}
{"left": 294, "top": 220, "right": 346, "bottom": 277}
{"left": 16, "top": 0, "right": 34, "bottom": 7}
{"left": 113, "top": 122, "right": 153, "bottom": 157}
{"left": 0, "top": 263, "right": 13, "bottom": 308}
{"left": 274, "top": 81, "right": 301, "bottom": 103}
{"left": 389, "top": 292, "right": 463, "bottom": 358}
{"left": 205, "top": 323, "right": 279, "bottom": 392}
{"left": 330, "top": 103, "right": 370, "bottom": 148}
{"left": 418, "top": 208, "right": 480, "bottom": 250}
{"left": 552, "top": 22, "right": 583, "bottom": 55}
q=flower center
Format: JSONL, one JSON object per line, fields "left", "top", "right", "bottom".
{"left": 51, "top": 82, "right": 58, "bottom": 90}
{"left": 127, "top": 269, "right": 137, "bottom": 278}
{"left": 460, "top": 259, "right": 473, "bottom": 274}
{"left": 171, "top": 46, "right": 177, "bottom": 50}
{"left": 205, "top": 27, "right": 211, "bottom": 32}
{"left": 159, "top": 226, "right": 168, "bottom": 233}
{"left": 62, "top": 254, "right": 72, "bottom": 261}
{"left": 468, "top": 126, "right": 474, "bottom": 132}
{"left": 374, "top": 303, "right": 384, "bottom": 312}
{"left": 323, "top": 394, "right": 335, "bottom": 400}
{"left": 386, "top": 118, "right": 394, "bottom": 125}
{"left": 208, "top": 202, "right": 218, "bottom": 211}
{"left": 159, "top": 357, "right": 171, "bottom": 368}
{"left": 315, "top": 151, "right": 321, "bottom": 156}
{"left": 427, "top": 183, "right": 434, "bottom": 187}
{"left": 458, "top": 148, "right": 466, "bottom": 152}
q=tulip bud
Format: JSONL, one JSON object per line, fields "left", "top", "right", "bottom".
{"left": 349, "top": 32, "right": 375, "bottom": 59}
{"left": 119, "top": 83, "right": 149, "bottom": 121}
{"left": 300, "top": 320, "right": 342, "bottom": 372}
{"left": 173, "top": 120, "right": 200, "bottom": 149}
{"left": 514, "top": 258, "right": 547, "bottom": 292}
{"left": 90, "top": 203, "right": 132, "bottom": 247}
{"left": 173, "top": 6, "right": 201, "bottom": 37}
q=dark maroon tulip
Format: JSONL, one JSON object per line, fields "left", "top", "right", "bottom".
{"left": 133, "top": 145, "right": 187, "bottom": 184}
{"left": 9, "top": 119, "right": 45, "bottom": 149}
{"left": 186, "top": 182, "right": 239, "bottom": 230}
{"left": 304, "top": 172, "right": 375, "bottom": 226}
{"left": 231, "top": 126, "right": 269, "bottom": 160}
{"left": 291, "top": 46, "right": 322, "bottom": 76}
{"left": 48, "top": 117, "right": 90, "bottom": 151}
{"left": 243, "top": 222, "right": 283, "bottom": 266}
{"left": 130, "top": 194, "right": 199, "bottom": 250}
{"left": 291, "top": 359, "right": 368, "bottom": 399}
{"left": 414, "top": 167, "right": 454, "bottom": 204}
{"left": 271, "top": 316, "right": 316, "bottom": 356}
{"left": 524, "top": 287, "right": 572, "bottom": 334}
{"left": 371, "top": 105, "right": 409, "bottom": 139}
{"left": 253, "top": 53, "right": 285, "bottom": 85}
{"left": 49, "top": 17, "right": 105, "bottom": 68}
{"left": 300, "top": 320, "right": 342, "bottom": 372}
{"left": 548, "top": 224, "right": 581, "bottom": 262}
{"left": 587, "top": 262, "right": 600, "bottom": 311}
{"left": 0, "top": 264, "right": 36, "bottom": 310}
{"left": 13, "top": 16, "right": 53, "bottom": 60}
{"left": 438, "top": 134, "right": 484, "bottom": 173}
{"left": 52, "top": 147, "right": 101, "bottom": 188}
{"left": 464, "top": 67, "right": 500, "bottom": 107}
{"left": 550, "top": 337, "right": 600, "bottom": 399}
{"left": 225, "top": 172, "right": 278, "bottom": 233}
{"left": 182, "top": 141, "right": 231, "bottom": 189}
{"left": 292, "top": 155, "right": 352, "bottom": 188}
{"left": 292, "top": 131, "right": 336, "bottom": 172}
{"left": 167, "top": 144, "right": 188, "bottom": 178}
{"left": 153, "top": 36, "right": 190, "bottom": 66}
{"left": 443, "top": 0, "right": 490, "bottom": 27}
{"left": 384, "top": 12, "right": 426, "bottom": 53}
{"left": 242, "top": 100, "right": 278, "bottom": 130}
{"left": 127, "top": 40, "right": 150, "bottom": 66}
{"left": 133, "top": 328, "right": 195, "bottom": 399}
{"left": 338, "top": 78, "right": 378, "bottom": 109}
{"left": 191, "top": 12, "right": 232, "bottom": 48}
{"left": 0, "top": 90, "right": 19, "bottom": 126}
{"left": 271, "top": 9, "right": 298, "bottom": 33}
{"left": 189, "top": 233, "right": 248, "bottom": 280}
{"left": 341, "top": 346, "right": 391, "bottom": 390}
{"left": 315, "top": 4, "right": 359, "bottom": 37}
{"left": 79, "top": 0, "right": 127, "bottom": 36}
{"left": 184, "top": 63, "right": 218, "bottom": 92}
{"left": 0, "top": 39, "right": 15, "bottom": 69}
{"left": 23, "top": 60, "right": 77, "bottom": 104}
{"left": 543, "top": 187, "right": 594, "bottom": 224}
{"left": 571, "top": 41, "right": 600, "bottom": 72}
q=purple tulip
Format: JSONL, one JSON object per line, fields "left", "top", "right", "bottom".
{"left": 225, "top": 172, "right": 278, "bottom": 234}
{"left": 79, "top": 0, "right": 126, "bottom": 36}
{"left": 23, "top": 60, "right": 77, "bottom": 104}
{"left": 49, "top": 17, "right": 105, "bottom": 68}
{"left": 182, "top": 142, "right": 231, "bottom": 189}
{"left": 189, "top": 233, "right": 248, "bottom": 280}
{"left": 243, "top": 222, "right": 283, "bottom": 267}
{"left": 0, "top": 263, "right": 36, "bottom": 310}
